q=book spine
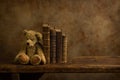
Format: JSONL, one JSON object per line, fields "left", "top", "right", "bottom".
{"left": 62, "top": 34, "right": 68, "bottom": 63}
{"left": 42, "top": 24, "right": 50, "bottom": 64}
{"left": 56, "top": 29, "right": 62, "bottom": 63}
{"left": 50, "top": 28, "right": 56, "bottom": 64}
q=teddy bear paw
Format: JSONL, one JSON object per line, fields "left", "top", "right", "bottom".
{"left": 18, "top": 54, "right": 29, "bottom": 64}
{"left": 30, "top": 55, "right": 41, "bottom": 65}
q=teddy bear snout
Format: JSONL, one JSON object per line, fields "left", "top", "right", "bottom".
{"left": 26, "top": 39, "right": 35, "bottom": 47}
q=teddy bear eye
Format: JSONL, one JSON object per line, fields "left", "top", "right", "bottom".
{"left": 30, "top": 37, "right": 35, "bottom": 41}
{"left": 26, "top": 37, "right": 29, "bottom": 40}
{"left": 31, "top": 38, "right": 34, "bottom": 41}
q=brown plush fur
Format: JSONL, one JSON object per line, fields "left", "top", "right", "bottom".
{"left": 15, "top": 30, "right": 46, "bottom": 65}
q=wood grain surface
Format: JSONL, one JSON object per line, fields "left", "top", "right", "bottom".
{"left": 0, "top": 56, "right": 120, "bottom": 73}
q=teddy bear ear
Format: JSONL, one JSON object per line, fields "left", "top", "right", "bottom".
{"left": 23, "top": 30, "right": 28, "bottom": 35}
{"left": 35, "top": 32, "right": 43, "bottom": 44}
{"left": 35, "top": 32, "right": 42, "bottom": 38}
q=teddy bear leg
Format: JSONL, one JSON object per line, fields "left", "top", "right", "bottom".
{"left": 30, "top": 55, "right": 41, "bottom": 65}
{"left": 15, "top": 54, "right": 30, "bottom": 64}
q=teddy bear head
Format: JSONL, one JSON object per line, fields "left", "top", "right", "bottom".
{"left": 24, "top": 30, "right": 43, "bottom": 47}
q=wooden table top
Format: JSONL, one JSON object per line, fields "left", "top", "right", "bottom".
{"left": 1, "top": 56, "right": 120, "bottom": 73}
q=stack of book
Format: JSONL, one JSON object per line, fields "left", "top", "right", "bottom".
{"left": 42, "top": 24, "right": 68, "bottom": 64}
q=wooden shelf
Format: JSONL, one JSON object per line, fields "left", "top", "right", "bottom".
{"left": 0, "top": 56, "right": 120, "bottom": 73}
{"left": 1, "top": 56, "right": 120, "bottom": 80}
{"left": 1, "top": 64, "right": 120, "bottom": 73}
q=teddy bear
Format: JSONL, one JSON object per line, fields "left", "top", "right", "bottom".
{"left": 15, "top": 30, "right": 46, "bottom": 65}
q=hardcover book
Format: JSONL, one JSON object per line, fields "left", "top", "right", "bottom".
{"left": 56, "top": 29, "right": 62, "bottom": 63}
{"left": 50, "top": 27, "right": 56, "bottom": 64}
{"left": 62, "top": 34, "right": 68, "bottom": 63}
{"left": 42, "top": 24, "right": 50, "bottom": 64}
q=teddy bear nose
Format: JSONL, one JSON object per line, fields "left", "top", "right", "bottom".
{"left": 27, "top": 42, "right": 29, "bottom": 45}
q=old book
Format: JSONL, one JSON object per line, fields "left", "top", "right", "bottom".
{"left": 56, "top": 29, "right": 62, "bottom": 63}
{"left": 62, "top": 34, "right": 68, "bottom": 63}
{"left": 50, "top": 27, "right": 56, "bottom": 64}
{"left": 42, "top": 24, "right": 50, "bottom": 64}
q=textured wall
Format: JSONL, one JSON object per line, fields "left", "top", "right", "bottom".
{"left": 1, "top": 0, "right": 120, "bottom": 80}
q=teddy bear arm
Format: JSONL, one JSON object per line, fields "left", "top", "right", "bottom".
{"left": 37, "top": 48, "right": 46, "bottom": 64}
{"left": 15, "top": 50, "right": 24, "bottom": 59}
{"left": 41, "top": 55, "right": 46, "bottom": 64}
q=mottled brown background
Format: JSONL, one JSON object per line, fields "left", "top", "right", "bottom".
{"left": 1, "top": 0, "right": 120, "bottom": 80}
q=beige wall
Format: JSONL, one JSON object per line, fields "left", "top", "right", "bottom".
{"left": 1, "top": 0, "right": 120, "bottom": 80}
